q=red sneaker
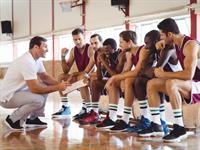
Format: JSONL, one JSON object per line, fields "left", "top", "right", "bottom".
{"left": 79, "top": 110, "right": 99, "bottom": 125}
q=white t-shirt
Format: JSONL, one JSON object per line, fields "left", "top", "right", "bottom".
{"left": 0, "top": 52, "right": 45, "bottom": 102}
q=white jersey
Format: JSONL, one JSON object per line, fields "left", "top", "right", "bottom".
{"left": 168, "top": 61, "right": 182, "bottom": 72}
{"left": 0, "top": 52, "right": 45, "bottom": 102}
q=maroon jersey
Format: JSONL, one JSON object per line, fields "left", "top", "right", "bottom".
{"left": 74, "top": 43, "right": 90, "bottom": 72}
{"left": 132, "top": 45, "right": 144, "bottom": 66}
{"left": 176, "top": 36, "right": 200, "bottom": 80}
{"left": 94, "top": 50, "right": 119, "bottom": 78}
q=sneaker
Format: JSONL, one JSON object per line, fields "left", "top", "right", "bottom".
{"left": 79, "top": 110, "right": 99, "bottom": 125}
{"left": 161, "top": 119, "right": 169, "bottom": 135}
{"left": 110, "top": 120, "right": 129, "bottom": 132}
{"left": 163, "top": 124, "right": 187, "bottom": 142}
{"left": 26, "top": 117, "right": 47, "bottom": 127}
{"left": 52, "top": 105, "right": 71, "bottom": 118}
{"left": 73, "top": 107, "right": 88, "bottom": 121}
{"left": 96, "top": 114, "right": 115, "bottom": 129}
{"left": 138, "top": 122, "right": 164, "bottom": 137}
{"left": 4, "top": 115, "right": 23, "bottom": 130}
{"left": 124, "top": 116, "right": 151, "bottom": 133}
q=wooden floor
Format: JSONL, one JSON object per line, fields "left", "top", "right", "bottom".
{"left": 1, "top": 91, "right": 200, "bottom": 150}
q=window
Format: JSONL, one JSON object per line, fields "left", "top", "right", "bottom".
{"left": 0, "top": 43, "right": 13, "bottom": 63}
{"left": 16, "top": 40, "right": 29, "bottom": 58}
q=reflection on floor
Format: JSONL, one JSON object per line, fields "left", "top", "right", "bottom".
{"left": 0, "top": 91, "right": 200, "bottom": 150}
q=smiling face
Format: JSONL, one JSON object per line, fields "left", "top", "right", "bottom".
{"left": 90, "top": 36, "right": 102, "bottom": 51}
{"left": 35, "top": 41, "right": 48, "bottom": 58}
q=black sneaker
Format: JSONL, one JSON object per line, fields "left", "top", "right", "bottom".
{"left": 4, "top": 115, "right": 23, "bottom": 130}
{"left": 138, "top": 122, "right": 164, "bottom": 137}
{"left": 110, "top": 120, "right": 129, "bottom": 132}
{"left": 163, "top": 124, "right": 187, "bottom": 142}
{"left": 73, "top": 107, "right": 88, "bottom": 121}
{"left": 26, "top": 117, "right": 47, "bottom": 127}
{"left": 96, "top": 114, "right": 115, "bottom": 129}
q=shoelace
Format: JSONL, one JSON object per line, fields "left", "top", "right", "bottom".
{"left": 57, "top": 107, "right": 65, "bottom": 113}
{"left": 98, "top": 115, "right": 110, "bottom": 126}
{"left": 169, "top": 128, "right": 178, "bottom": 136}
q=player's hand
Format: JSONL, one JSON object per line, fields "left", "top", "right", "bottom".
{"left": 156, "top": 40, "right": 165, "bottom": 50}
{"left": 58, "top": 81, "right": 71, "bottom": 91}
{"left": 67, "top": 74, "right": 75, "bottom": 83}
{"left": 154, "top": 67, "right": 165, "bottom": 78}
{"left": 105, "top": 76, "right": 117, "bottom": 89}
{"left": 61, "top": 48, "right": 69, "bottom": 57}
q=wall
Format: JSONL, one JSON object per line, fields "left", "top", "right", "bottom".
{"left": 0, "top": 0, "right": 190, "bottom": 42}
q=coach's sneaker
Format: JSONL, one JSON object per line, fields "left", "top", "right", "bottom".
{"left": 73, "top": 107, "right": 88, "bottom": 121}
{"left": 110, "top": 120, "right": 129, "bottom": 132}
{"left": 52, "top": 105, "right": 71, "bottom": 118}
{"left": 163, "top": 124, "right": 187, "bottom": 143}
{"left": 96, "top": 114, "right": 115, "bottom": 129}
{"left": 125, "top": 116, "right": 151, "bottom": 133}
{"left": 4, "top": 115, "right": 23, "bottom": 130}
{"left": 161, "top": 119, "right": 169, "bottom": 135}
{"left": 79, "top": 110, "right": 99, "bottom": 125}
{"left": 138, "top": 122, "right": 164, "bottom": 137}
{"left": 26, "top": 117, "right": 47, "bottom": 127}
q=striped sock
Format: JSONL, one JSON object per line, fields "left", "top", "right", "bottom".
{"left": 150, "top": 107, "right": 161, "bottom": 125}
{"left": 86, "top": 101, "right": 92, "bottom": 112}
{"left": 122, "top": 106, "right": 132, "bottom": 124}
{"left": 173, "top": 109, "right": 184, "bottom": 127}
{"left": 82, "top": 102, "right": 86, "bottom": 109}
{"left": 159, "top": 103, "right": 166, "bottom": 122}
{"left": 92, "top": 102, "right": 99, "bottom": 113}
{"left": 61, "top": 97, "right": 69, "bottom": 106}
{"left": 138, "top": 100, "right": 151, "bottom": 120}
{"left": 109, "top": 103, "right": 117, "bottom": 121}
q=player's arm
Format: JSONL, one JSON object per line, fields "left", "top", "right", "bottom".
{"left": 99, "top": 53, "right": 116, "bottom": 76}
{"left": 61, "top": 48, "right": 74, "bottom": 74}
{"left": 115, "top": 51, "right": 126, "bottom": 73}
{"left": 156, "top": 46, "right": 177, "bottom": 68}
{"left": 155, "top": 41, "right": 199, "bottom": 80}
{"left": 83, "top": 46, "right": 95, "bottom": 74}
{"left": 106, "top": 47, "right": 148, "bottom": 86}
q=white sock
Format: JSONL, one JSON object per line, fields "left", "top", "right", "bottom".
{"left": 173, "top": 109, "right": 184, "bottom": 127}
{"left": 92, "top": 102, "right": 99, "bottom": 113}
{"left": 150, "top": 107, "right": 161, "bottom": 125}
{"left": 109, "top": 103, "right": 117, "bottom": 121}
{"left": 159, "top": 103, "right": 166, "bottom": 122}
{"left": 138, "top": 100, "right": 151, "bottom": 120}
{"left": 82, "top": 102, "right": 86, "bottom": 109}
{"left": 122, "top": 106, "right": 132, "bottom": 124}
{"left": 85, "top": 101, "right": 92, "bottom": 112}
{"left": 61, "top": 97, "right": 69, "bottom": 107}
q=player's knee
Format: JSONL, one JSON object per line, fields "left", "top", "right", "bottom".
{"left": 124, "top": 78, "right": 134, "bottom": 87}
{"left": 166, "top": 79, "right": 178, "bottom": 92}
{"left": 147, "top": 80, "right": 156, "bottom": 93}
{"left": 91, "top": 79, "right": 99, "bottom": 89}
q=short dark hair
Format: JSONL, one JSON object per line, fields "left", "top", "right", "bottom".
{"left": 90, "top": 34, "right": 103, "bottom": 42}
{"left": 103, "top": 38, "right": 117, "bottom": 50}
{"left": 119, "top": 30, "right": 137, "bottom": 44}
{"left": 157, "top": 18, "right": 180, "bottom": 34}
{"left": 72, "top": 28, "right": 84, "bottom": 35}
{"left": 145, "top": 30, "right": 160, "bottom": 44}
{"left": 29, "top": 36, "right": 47, "bottom": 49}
